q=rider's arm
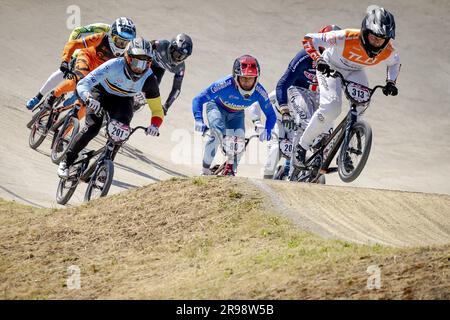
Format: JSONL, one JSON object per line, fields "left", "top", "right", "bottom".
{"left": 61, "top": 32, "right": 105, "bottom": 63}
{"left": 192, "top": 77, "right": 231, "bottom": 122}
{"left": 164, "top": 70, "right": 184, "bottom": 108}
{"left": 302, "top": 30, "right": 342, "bottom": 61}
{"left": 76, "top": 57, "right": 114, "bottom": 101}
{"left": 385, "top": 49, "right": 401, "bottom": 83}
{"left": 256, "top": 85, "right": 277, "bottom": 133}
{"left": 142, "top": 74, "right": 164, "bottom": 128}
{"left": 68, "top": 23, "right": 110, "bottom": 41}
{"left": 276, "top": 52, "right": 309, "bottom": 107}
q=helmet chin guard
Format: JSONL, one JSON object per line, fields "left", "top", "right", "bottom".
{"left": 232, "top": 54, "right": 260, "bottom": 98}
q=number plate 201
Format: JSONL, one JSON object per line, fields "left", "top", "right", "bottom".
{"left": 107, "top": 120, "right": 131, "bottom": 142}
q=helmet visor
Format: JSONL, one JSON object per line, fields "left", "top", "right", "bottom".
{"left": 112, "top": 34, "right": 131, "bottom": 49}
{"left": 172, "top": 49, "right": 189, "bottom": 62}
{"left": 129, "top": 56, "right": 151, "bottom": 74}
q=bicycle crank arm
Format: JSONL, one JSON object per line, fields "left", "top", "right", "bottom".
{"left": 320, "top": 167, "right": 338, "bottom": 174}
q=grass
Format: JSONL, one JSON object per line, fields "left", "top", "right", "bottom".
{"left": 0, "top": 177, "right": 448, "bottom": 299}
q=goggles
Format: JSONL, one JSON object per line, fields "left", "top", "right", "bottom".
{"left": 128, "top": 55, "right": 152, "bottom": 74}
{"left": 112, "top": 34, "right": 131, "bottom": 49}
{"left": 172, "top": 49, "right": 189, "bottom": 62}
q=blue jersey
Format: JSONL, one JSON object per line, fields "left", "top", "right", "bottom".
{"left": 192, "top": 75, "right": 276, "bottom": 132}
{"left": 77, "top": 58, "right": 158, "bottom": 101}
{"left": 276, "top": 49, "right": 318, "bottom": 107}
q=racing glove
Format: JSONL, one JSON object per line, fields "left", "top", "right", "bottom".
{"left": 253, "top": 119, "right": 265, "bottom": 135}
{"left": 85, "top": 96, "right": 102, "bottom": 116}
{"left": 146, "top": 124, "right": 160, "bottom": 136}
{"left": 60, "top": 61, "right": 72, "bottom": 78}
{"left": 194, "top": 120, "right": 208, "bottom": 133}
{"left": 258, "top": 129, "right": 272, "bottom": 142}
{"left": 316, "top": 58, "right": 331, "bottom": 76}
{"left": 280, "top": 106, "right": 295, "bottom": 131}
{"left": 382, "top": 81, "right": 398, "bottom": 96}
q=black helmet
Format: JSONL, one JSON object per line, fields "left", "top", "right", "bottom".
{"left": 360, "top": 6, "right": 396, "bottom": 58}
{"left": 124, "top": 37, "right": 153, "bottom": 81}
{"left": 169, "top": 33, "right": 193, "bottom": 63}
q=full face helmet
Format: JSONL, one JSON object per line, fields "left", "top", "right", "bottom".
{"left": 108, "top": 17, "right": 137, "bottom": 57}
{"left": 232, "top": 54, "right": 260, "bottom": 98}
{"left": 360, "top": 6, "right": 396, "bottom": 58}
{"left": 124, "top": 37, "right": 153, "bottom": 81}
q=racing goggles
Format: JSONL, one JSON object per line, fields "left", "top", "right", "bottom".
{"left": 128, "top": 54, "right": 152, "bottom": 74}
{"left": 112, "top": 34, "right": 131, "bottom": 49}
{"left": 172, "top": 48, "right": 189, "bottom": 62}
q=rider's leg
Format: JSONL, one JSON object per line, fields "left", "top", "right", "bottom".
{"left": 287, "top": 86, "right": 320, "bottom": 170}
{"left": 298, "top": 71, "right": 344, "bottom": 151}
{"left": 263, "top": 121, "right": 282, "bottom": 178}
{"left": 44, "top": 51, "right": 93, "bottom": 109}
{"left": 202, "top": 102, "right": 226, "bottom": 172}
{"left": 225, "top": 110, "right": 245, "bottom": 173}
{"left": 26, "top": 69, "right": 65, "bottom": 109}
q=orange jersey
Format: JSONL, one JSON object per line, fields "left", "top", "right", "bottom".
{"left": 303, "top": 29, "right": 401, "bottom": 82}
{"left": 61, "top": 32, "right": 116, "bottom": 65}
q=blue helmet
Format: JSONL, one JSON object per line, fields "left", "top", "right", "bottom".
{"left": 108, "top": 17, "right": 137, "bottom": 57}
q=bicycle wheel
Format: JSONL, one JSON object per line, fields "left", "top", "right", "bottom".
{"left": 338, "top": 120, "right": 372, "bottom": 183}
{"left": 84, "top": 160, "right": 114, "bottom": 202}
{"left": 26, "top": 106, "right": 45, "bottom": 129}
{"left": 29, "top": 111, "right": 50, "bottom": 149}
{"left": 56, "top": 177, "right": 79, "bottom": 205}
{"left": 51, "top": 117, "right": 79, "bottom": 164}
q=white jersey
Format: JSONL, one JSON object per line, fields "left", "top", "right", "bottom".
{"left": 303, "top": 29, "right": 401, "bottom": 82}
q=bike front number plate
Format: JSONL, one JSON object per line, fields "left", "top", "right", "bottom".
{"left": 347, "top": 83, "right": 371, "bottom": 104}
{"left": 280, "top": 139, "right": 293, "bottom": 157}
{"left": 107, "top": 120, "right": 131, "bottom": 142}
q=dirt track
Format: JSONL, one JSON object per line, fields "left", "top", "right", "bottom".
{"left": 0, "top": 0, "right": 449, "bottom": 245}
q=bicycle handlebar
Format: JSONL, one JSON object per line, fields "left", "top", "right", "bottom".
{"left": 328, "top": 69, "right": 386, "bottom": 98}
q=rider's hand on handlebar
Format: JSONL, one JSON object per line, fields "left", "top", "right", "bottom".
{"left": 60, "top": 61, "right": 72, "bottom": 78}
{"left": 253, "top": 119, "right": 265, "bottom": 135}
{"left": 194, "top": 120, "right": 208, "bottom": 133}
{"left": 85, "top": 96, "right": 102, "bottom": 115}
{"left": 258, "top": 129, "right": 271, "bottom": 142}
{"left": 146, "top": 124, "right": 159, "bottom": 136}
{"left": 316, "top": 57, "right": 331, "bottom": 76}
{"left": 382, "top": 81, "right": 398, "bottom": 96}
{"left": 280, "top": 108, "right": 295, "bottom": 131}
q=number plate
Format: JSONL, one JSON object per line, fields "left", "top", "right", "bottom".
{"left": 280, "top": 139, "right": 293, "bottom": 157}
{"left": 346, "top": 83, "right": 371, "bottom": 104}
{"left": 223, "top": 136, "right": 246, "bottom": 156}
{"left": 107, "top": 120, "right": 131, "bottom": 142}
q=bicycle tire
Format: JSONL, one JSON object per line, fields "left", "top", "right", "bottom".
{"left": 29, "top": 111, "right": 50, "bottom": 149}
{"left": 338, "top": 120, "right": 372, "bottom": 183}
{"left": 56, "top": 177, "right": 78, "bottom": 205}
{"left": 51, "top": 117, "right": 79, "bottom": 164}
{"left": 84, "top": 160, "right": 114, "bottom": 202}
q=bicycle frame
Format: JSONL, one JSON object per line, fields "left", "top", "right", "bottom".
{"left": 67, "top": 115, "right": 146, "bottom": 183}
{"left": 295, "top": 70, "right": 385, "bottom": 179}
{"left": 202, "top": 129, "right": 259, "bottom": 175}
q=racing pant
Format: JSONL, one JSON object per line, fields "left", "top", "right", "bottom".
{"left": 64, "top": 85, "right": 134, "bottom": 166}
{"left": 263, "top": 121, "right": 296, "bottom": 177}
{"left": 299, "top": 68, "right": 368, "bottom": 150}
{"left": 202, "top": 101, "right": 245, "bottom": 171}
{"left": 39, "top": 70, "right": 65, "bottom": 95}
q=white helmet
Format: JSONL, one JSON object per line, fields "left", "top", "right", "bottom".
{"left": 108, "top": 17, "right": 137, "bottom": 57}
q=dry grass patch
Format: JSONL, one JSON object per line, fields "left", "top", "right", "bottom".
{"left": 0, "top": 178, "right": 448, "bottom": 299}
